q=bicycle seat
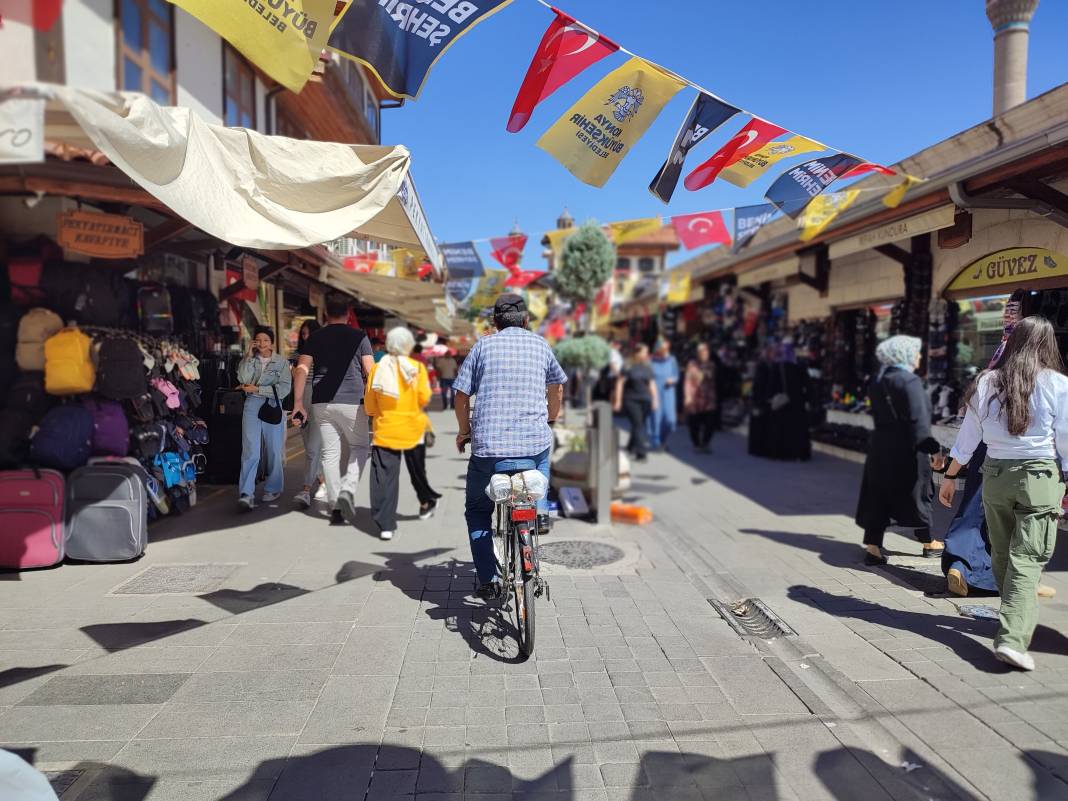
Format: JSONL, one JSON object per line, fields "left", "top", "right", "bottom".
{"left": 494, "top": 458, "right": 537, "bottom": 475}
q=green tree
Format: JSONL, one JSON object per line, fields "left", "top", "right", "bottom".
{"left": 554, "top": 335, "right": 612, "bottom": 372}
{"left": 555, "top": 222, "right": 616, "bottom": 305}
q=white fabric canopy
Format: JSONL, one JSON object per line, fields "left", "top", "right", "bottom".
{"left": 2, "top": 84, "right": 438, "bottom": 262}
{"left": 323, "top": 266, "right": 450, "bottom": 333}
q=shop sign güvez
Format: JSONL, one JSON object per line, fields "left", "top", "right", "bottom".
{"left": 57, "top": 210, "right": 144, "bottom": 258}
{"left": 948, "top": 248, "right": 1068, "bottom": 294}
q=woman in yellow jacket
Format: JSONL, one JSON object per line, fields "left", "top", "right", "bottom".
{"left": 365, "top": 326, "right": 441, "bottom": 540}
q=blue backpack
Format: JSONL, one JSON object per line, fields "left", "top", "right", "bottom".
{"left": 31, "top": 404, "right": 93, "bottom": 471}
{"left": 153, "top": 451, "right": 196, "bottom": 489}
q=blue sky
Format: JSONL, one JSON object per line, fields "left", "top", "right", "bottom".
{"left": 381, "top": 0, "right": 1067, "bottom": 269}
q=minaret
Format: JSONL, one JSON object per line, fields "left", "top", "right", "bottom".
{"left": 556, "top": 207, "right": 574, "bottom": 230}
{"left": 986, "top": 0, "right": 1039, "bottom": 116}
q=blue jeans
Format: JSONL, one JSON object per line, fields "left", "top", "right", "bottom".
{"left": 440, "top": 379, "right": 455, "bottom": 409}
{"left": 240, "top": 394, "right": 285, "bottom": 498}
{"left": 465, "top": 447, "right": 550, "bottom": 585}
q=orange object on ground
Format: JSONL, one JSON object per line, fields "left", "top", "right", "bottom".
{"left": 611, "top": 502, "right": 653, "bottom": 525}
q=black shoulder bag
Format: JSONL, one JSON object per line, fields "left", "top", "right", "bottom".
{"left": 258, "top": 385, "right": 283, "bottom": 425}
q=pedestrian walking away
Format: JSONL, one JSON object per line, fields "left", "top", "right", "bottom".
{"left": 684, "top": 342, "right": 717, "bottom": 453}
{"left": 614, "top": 343, "right": 657, "bottom": 461}
{"left": 365, "top": 326, "right": 441, "bottom": 540}
{"left": 854, "top": 335, "right": 943, "bottom": 564}
{"left": 453, "top": 293, "right": 566, "bottom": 600}
{"left": 940, "top": 316, "right": 1068, "bottom": 672}
{"left": 648, "top": 338, "right": 679, "bottom": 451}
{"left": 434, "top": 351, "right": 459, "bottom": 409}
{"left": 236, "top": 326, "right": 292, "bottom": 511}
{"left": 291, "top": 293, "right": 375, "bottom": 527}
{"left": 292, "top": 318, "right": 323, "bottom": 509}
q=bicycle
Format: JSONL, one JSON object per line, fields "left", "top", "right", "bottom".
{"left": 485, "top": 459, "right": 550, "bottom": 658}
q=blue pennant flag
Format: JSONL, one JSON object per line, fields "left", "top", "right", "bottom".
{"left": 764, "top": 154, "right": 863, "bottom": 219}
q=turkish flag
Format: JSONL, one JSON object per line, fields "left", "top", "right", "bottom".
{"left": 684, "top": 118, "right": 787, "bottom": 192}
{"left": 841, "top": 162, "right": 897, "bottom": 179}
{"left": 671, "top": 211, "right": 732, "bottom": 250}
{"left": 343, "top": 254, "right": 376, "bottom": 273}
{"left": 505, "top": 271, "right": 545, "bottom": 289}
{"left": 490, "top": 233, "right": 527, "bottom": 274}
{"left": 506, "top": 9, "right": 618, "bottom": 133}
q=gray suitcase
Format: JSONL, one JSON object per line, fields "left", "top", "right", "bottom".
{"left": 65, "top": 462, "right": 148, "bottom": 562}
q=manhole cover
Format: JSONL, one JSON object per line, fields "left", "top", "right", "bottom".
{"left": 46, "top": 769, "right": 83, "bottom": 796}
{"left": 111, "top": 564, "right": 241, "bottom": 595}
{"left": 538, "top": 541, "right": 624, "bottom": 569}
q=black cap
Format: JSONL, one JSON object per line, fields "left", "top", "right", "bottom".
{"left": 493, "top": 293, "right": 527, "bottom": 316}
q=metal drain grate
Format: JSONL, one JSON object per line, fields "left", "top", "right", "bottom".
{"left": 46, "top": 769, "right": 83, "bottom": 796}
{"left": 538, "top": 540, "right": 624, "bottom": 569}
{"left": 710, "top": 598, "right": 796, "bottom": 639}
{"left": 111, "top": 564, "right": 241, "bottom": 595}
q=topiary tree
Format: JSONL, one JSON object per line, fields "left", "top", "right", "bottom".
{"left": 555, "top": 222, "right": 616, "bottom": 307}
{"left": 554, "top": 335, "right": 612, "bottom": 372}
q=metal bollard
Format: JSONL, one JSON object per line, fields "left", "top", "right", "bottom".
{"left": 590, "top": 401, "right": 618, "bottom": 526}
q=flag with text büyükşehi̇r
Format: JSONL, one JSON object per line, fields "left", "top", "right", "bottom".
{"left": 507, "top": 9, "right": 619, "bottom": 133}
{"left": 649, "top": 93, "right": 739, "bottom": 204}
{"left": 683, "top": 117, "right": 786, "bottom": 192}
{"left": 489, "top": 233, "right": 528, "bottom": 274}
{"left": 719, "top": 135, "right": 825, "bottom": 189}
{"left": 330, "top": 0, "right": 514, "bottom": 100}
{"left": 731, "top": 203, "right": 779, "bottom": 254}
{"left": 167, "top": 0, "right": 335, "bottom": 93}
{"left": 607, "top": 217, "right": 663, "bottom": 245}
{"left": 799, "top": 189, "right": 861, "bottom": 242}
{"left": 882, "top": 175, "right": 922, "bottom": 208}
{"left": 537, "top": 57, "right": 687, "bottom": 188}
{"left": 764, "top": 153, "right": 864, "bottom": 219}
{"left": 671, "top": 211, "right": 731, "bottom": 250}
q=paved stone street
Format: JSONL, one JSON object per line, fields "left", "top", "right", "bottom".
{"left": 3, "top": 411, "right": 1068, "bottom": 800}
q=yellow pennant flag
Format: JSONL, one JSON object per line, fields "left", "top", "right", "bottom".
{"left": 662, "top": 271, "right": 692, "bottom": 305}
{"left": 371, "top": 260, "right": 396, "bottom": 277}
{"left": 537, "top": 57, "right": 687, "bottom": 188}
{"left": 392, "top": 248, "right": 421, "bottom": 280}
{"left": 882, "top": 175, "right": 922, "bottom": 209}
{"left": 526, "top": 288, "right": 549, "bottom": 323}
{"left": 799, "top": 189, "right": 862, "bottom": 241}
{"left": 608, "top": 217, "right": 663, "bottom": 245}
{"left": 545, "top": 228, "right": 574, "bottom": 266}
{"left": 166, "top": 0, "right": 335, "bottom": 93}
{"left": 468, "top": 272, "right": 509, "bottom": 311}
{"left": 720, "top": 135, "right": 825, "bottom": 188}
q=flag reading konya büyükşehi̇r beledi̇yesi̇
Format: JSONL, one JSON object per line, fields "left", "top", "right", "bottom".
{"left": 764, "top": 153, "right": 864, "bottom": 218}
{"left": 799, "top": 189, "right": 861, "bottom": 242}
{"left": 719, "top": 134, "right": 825, "bottom": 188}
{"left": 537, "top": 56, "right": 686, "bottom": 188}
{"left": 684, "top": 117, "right": 787, "bottom": 192}
{"left": 507, "top": 9, "right": 618, "bottom": 133}
{"left": 330, "top": 0, "right": 514, "bottom": 100}
{"left": 168, "top": 0, "right": 335, "bottom": 93}
{"left": 649, "top": 93, "right": 739, "bottom": 203}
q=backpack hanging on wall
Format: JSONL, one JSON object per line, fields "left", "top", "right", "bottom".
{"left": 44, "top": 328, "right": 95, "bottom": 395}
{"left": 137, "top": 284, "right": 174, "bottom": 335}
{"left": 96, "top": 338, "right": 148, "bottom": 400}
{"left": 16, "top": 308, "right": 63, "bottom": 372}
{"left": 83, "top": 397, "right": 130, "bottom": 457}
{"left": 30, "top": 404, "right": 93, "bottom": 471}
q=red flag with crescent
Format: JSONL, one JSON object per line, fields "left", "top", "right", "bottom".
{"left": 343, "top": 253, "right": 376, "bottom": 273}
{"left": 489, "top": 233, "right": 528, "bottom": 274}
{"left": 841, "top": 162, "right": 897, "bottom": 179}
{"left": 671, "top": 211, "right": 732, "bottom": 250}
{"left": 506, "top": 9, "right": 619, "bottom": 133}
{"left": 505, "top": 271, "right": 545, "bottom": 289}
{"left": 684, "top": 118, "right": 787, "bottom": 192}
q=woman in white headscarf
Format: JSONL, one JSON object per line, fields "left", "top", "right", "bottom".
{"left": 854, "top": 335, "right": 944, "bottom": 565}
{"left": 364, "top": 327, "right": 440, "bottom": 540}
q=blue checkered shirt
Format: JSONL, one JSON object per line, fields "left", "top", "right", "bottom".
{"left": 453, "top": 327, "right": 568, "bottom": 458}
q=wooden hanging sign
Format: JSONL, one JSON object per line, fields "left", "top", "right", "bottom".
{"left": 57, "top": 210, "right": 144, "bottom": 258}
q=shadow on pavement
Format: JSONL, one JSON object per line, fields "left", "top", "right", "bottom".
{"left": 0, "top": 665, "right": 66, "bottom": 689}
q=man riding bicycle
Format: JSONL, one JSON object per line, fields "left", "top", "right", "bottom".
{"left": 453, "top": 294, "right": 567, "bottom": 600}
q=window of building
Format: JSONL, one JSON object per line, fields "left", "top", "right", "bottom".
{"left": 224, "top": 45, "right": 256, "bottom": 129}
{"left": 638, "top": 257, "right": 656, "bottom": 273}
{"left": 363, "top": 85, "right": 380, "bottom": 140}
{"left": 616, "top": 257, "right": 630, "bottom": 272}
{"left": 117, "top": 0, "right": 174, "bottom": 104}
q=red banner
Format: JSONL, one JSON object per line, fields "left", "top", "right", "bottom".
{"left": 842, "top": 162, "right": 897, "bottom": 179}
{"left": 34, "top": 0, "right": 63, "bottom": 31}
{"left": 684, "top": 118, "right": 787, "bottom": 192}
{"left": 343, "top": 253, "right": 376, "bottom": 273}
{"left": 671, "top": 211, "right": 732, "bottom": 250}
{"left": 505, "top": 271, "right": 545, "bottom": 289}
{"left": 490, "top": 233, "right": 528, "bottom": 273}
{"left": 506, "top": 9, "right": 618, "bottom": 133}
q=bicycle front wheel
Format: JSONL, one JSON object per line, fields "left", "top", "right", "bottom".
{"left": 512, "top": 532, "right": 535, "bottom": 658}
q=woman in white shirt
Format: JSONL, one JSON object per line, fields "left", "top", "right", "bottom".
{"left": 940, "top": 316, "right": 1068, "bottom": 671}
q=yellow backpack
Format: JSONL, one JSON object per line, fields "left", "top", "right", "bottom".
{"left": 44, "top": 328, "right": 96, "bottom": 395}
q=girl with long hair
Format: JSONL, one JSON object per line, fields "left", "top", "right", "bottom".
{"left": 940, "top": 316, "right": 1068, "bottom": 671}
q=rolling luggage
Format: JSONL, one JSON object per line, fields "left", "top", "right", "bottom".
{"left": 65, "top": 462, "right": 148, "bottom": 562}
{"left": 0, "top": 469, "right": 65, "bottom": 569}
{"left": 204, "top": 388, "right": 245, "bottom": 484}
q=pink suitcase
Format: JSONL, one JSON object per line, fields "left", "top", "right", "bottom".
{"left": 0, "top": 469, "right": 65, "bottom": 569}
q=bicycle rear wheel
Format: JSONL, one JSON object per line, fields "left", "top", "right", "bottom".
{"left": 512, "top": 531, "right": 535, "bottom": 658}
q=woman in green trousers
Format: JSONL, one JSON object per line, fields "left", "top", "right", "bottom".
{"left": 939, "top": 316, "right": 1068, "bottom": 672}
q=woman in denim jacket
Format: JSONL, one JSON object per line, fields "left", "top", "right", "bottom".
{"left": 236, "top": 326, "right": 293, "bottom": 510}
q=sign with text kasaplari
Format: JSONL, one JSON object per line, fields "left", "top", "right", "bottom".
{"left": 947, "top": 248, "right": 1068, "bottom": 296}
{"left": 0, "top": 97, "right": 45, "bottom": 165}
{"left": 57, "top": 210, "right": 144, "bottom": 258}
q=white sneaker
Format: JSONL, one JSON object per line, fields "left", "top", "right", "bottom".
{"left": 294, "top": 490, "right": 311, "bottom": 508}
{"left": 237, "top": 495, "right": 254, "bottom": 512}
{"left": 313, "top": 483, "right": 327, "bottom": 501}
{"left": 994, "top": 644, "right": 1035, "bottom": 671}
{"left": 379, "top": 530, "right": 394, "bottom": 540}
{"left": 261, "top": 491, "right": 281, "bottom": 503}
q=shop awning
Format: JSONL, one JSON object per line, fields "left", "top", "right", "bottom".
{"left": 736, "top": 256, "right": 801, "bottom": 288}
{"left": 1, "top": 84, "right": 441, "bottom": 274}
{"left": 827, "top": 205, "right": 957, "bottom": 260}
{"left": 323, "top": 265, "right": 452, "bottom": 333}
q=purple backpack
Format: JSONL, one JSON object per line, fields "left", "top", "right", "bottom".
{"left": 83, "top": 398, "right": 130, "bottom": 457}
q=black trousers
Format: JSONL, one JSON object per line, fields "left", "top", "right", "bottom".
{"left": 371, "top": 445, "right": 441, "bottom": 532}
{"left": 863, "top": 526, "right": 932, "bottom": 548}
{"left": 623, "top": 398, "right": 651, "bottom": 458}
{"left": 688, "top": 411, "right": 716, "bottom": 448}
